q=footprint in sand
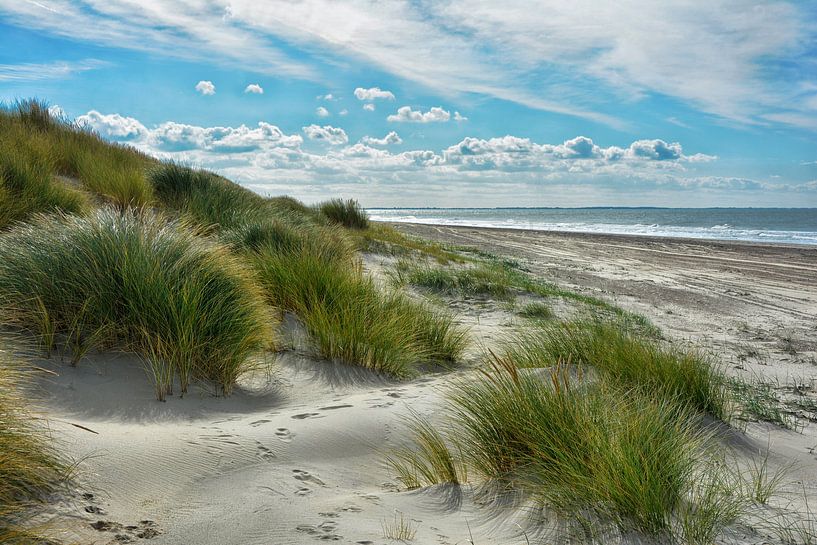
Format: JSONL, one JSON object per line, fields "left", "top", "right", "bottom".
{"left": 356, "top": 493, "right": 379, "bottom": 503}
{"left": 296, "top": 523, "right": 342, "bottom": 541}
{"left": 318, "top": 404, "right": 353, "bottom": 411}
{"left": 275, "top": 428, "right": 293, "bottom": 442}
{"left": 293, "top": 469, "right": 326, "bottom": 486}
{"left": 339, "top": 504, "right": 362, "bottom": 513}
{"left": 250, "top": 419, "right": 272, "bottom": 427}
{"left": 255, "top": 442, "right": 275, "bottom": 461}
{"left": 295, "top": 487, "right": 313, "bottom": 496}
{"left": 292, "top": 412, "right": 323, "bottom": 420}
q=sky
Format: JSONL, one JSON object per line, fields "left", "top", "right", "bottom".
{"left": 1, "top": 1, "right": 816, "bottom": 207}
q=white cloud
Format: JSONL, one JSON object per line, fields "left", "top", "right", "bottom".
{"left": 388, "top": 106, "right": 451, "bottom": 123}
{"left": 360, "top": 131, "right": 402, "bottom": 146}
{"left": 354, "top": 87, "right": 395, "bottom": 101}
{"left": 76, "top": 110, "right": 148, "bottom": 140}
{"left": 149, "top": 121, "right": 302, "bottom": 151}
{"left": 302, "top": 124, "right": 349, "bottom": 145}
{"left": 0, "top": 59, "right": 109, "bottom": 81}
{"left": 68, "top": 109, "right": 814, "bottom": 207}
{"left": 363, "top": 104, "right": 375, "bottom": 112}
{"left": 338, "top": 109, "right": 348, "bottom": 116}
{"left": 316, "top": 106, "right": 330, "bottom": 117}
{"left": 47, "top": 104, "right": 66, "bottom": 118}
{"left": 454, "top": 111, "right": 468, "bottom": 122}
{"left": 195, "top": 80, "right": 215, "bottom": 95}
{"left": 244, "top": 83, "right": 264, "bottom": 94}
{"left": 5, "top": 1, "right": 815, "bottom": 129}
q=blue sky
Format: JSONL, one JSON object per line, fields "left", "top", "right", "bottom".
{"left": 2, "top": 1, "right": 816, "bottom": 207}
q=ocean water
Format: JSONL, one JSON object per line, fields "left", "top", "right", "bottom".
{"left": 367, "top": 208, "right": 817, "bottom": 245}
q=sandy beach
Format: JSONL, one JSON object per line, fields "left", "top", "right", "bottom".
{"left": 33, "top": 224, "right": 817, "bottom": 545}
{"left": 390, "top": 223, "right": 817, "bottom": 383}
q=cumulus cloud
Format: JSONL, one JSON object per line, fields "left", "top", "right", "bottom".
{"left": 388, "top": 106, "right": 451, "bottom": 123}
{"left": 354, "top": 87, "right": 395, "bottom": 101}
{"left": 76, "top": 110, "right": 148, "bottom": 140}
{"left": 628, "top": 139, "right": 682, "bottom": 161}
{"left": 195, "top": 80, "right": 216, "bottom": 95}
{"left": 316, "top": 106, "right": 330, "bottom": 117}
{"left": 244, "top": 83, "right": 264, "bottom": 94}
{"left": 339, "top": 109, "right": 349, "bottom": 116}
{"left": 442, "top": 135, "right": 710, "bottom": 171}
{"left": 360, "top": 131, "right": 403, "bottom": 146}
{"left": 454, "top": 111, "right": 468, "bottom": 122}
{"left": 363, "top": 104, "right": 375, "bottom": 112}
{"left": 70, "top": 109, "right": 799, "bottom": 207}
{"left": 302, "top": 124, "right": 349, "bottom": 145}
{"left": 150, "top": 121, "right": 303, "bottom": 152}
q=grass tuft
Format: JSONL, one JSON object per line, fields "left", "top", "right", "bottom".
{"left": 251, "top": 247, "right": 466, "bottom": 376}
{"left": 0, "top": 208, "right": 273, "bottom": 396}
{"left": 502, "top": 320, "right": 731, "bottom": 420}
{"left": 382, "top": 511, "right": 417, "bottom": 541}
{"left": 518, "top": 301, "right": 555, "bottom": 320}
{"left": 316, "top": 198, "right": 370, "bottom": 229}
{"left": 0, "top": 345, "right": 70, "bottom": 543}
{"left": 386, "top": 413, "right": 467, "bottom": 489}
{"left": 446, "top": 355, "right": 708, "bottom": 536}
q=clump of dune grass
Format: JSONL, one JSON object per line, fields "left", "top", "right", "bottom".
{"left": 316, "top": 198, "right": 370, "bottom": 229}
{"left": 382, "top": 511, "right": 417, "bottom": 541}
{"left": 728, "top": 375, "right": 797, "bottom": 429}
{"left": 222, "top": 219, "right": 355, "bottom": 265}
{"left": 0, "top": 346, "right": 70, "bottom": 543}
{"left": 0, "top": 208, "right": 273, "bottom": 397}
{"left": 149, "top": 162, "right": 271, "bottom": 230}
{"left": 391, "top": 260, "right": 516, "bottom": 300}
{"left": 1, "top": 99, "right": 154, "bottom": 211}
{"left": 502, "top": 320, "right": 731, "bottom": 420}
{"left": 358, "top": 223, "right": 463, "bottom": 263}
{"left": 518, "top": 301, "right": 554, "bottom": 320}
{"left": 71, "top": 149, "right": 152, "bottom": 208}
{"left": 0, "top": 118, "right": 88, "bottom": 228}
{"left": 420, "top": 355, "right": 751, "bottom": 539}
{"left": 386, "top": 413, "right": 466, "bottom": 490}
{"left": 267, "top": 195, "right": 318, "bottom": 219}
{"left": 251, "top": 247, "right": 466, "bottom": 377}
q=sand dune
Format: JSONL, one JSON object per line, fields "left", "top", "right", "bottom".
{"left": 34, "top": 227, "right": 817, "bottom": 544}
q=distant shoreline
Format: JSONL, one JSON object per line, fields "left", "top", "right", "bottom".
{"left": 376, "top": 219, "right": 817, "bottom": 248}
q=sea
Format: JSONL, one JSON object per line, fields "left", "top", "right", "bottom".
{"left": 367, "top": 208, "right": 817, "bottom": 246}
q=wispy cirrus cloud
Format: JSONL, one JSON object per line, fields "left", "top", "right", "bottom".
{"left": 5, "top": 1, "right": 814, "bottom": 128}
{"left": 0, "top": 58, "right": 109, "bottom": 81}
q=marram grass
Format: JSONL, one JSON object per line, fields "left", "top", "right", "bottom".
{"left": 250, "top": 246, "right": 467, "bottom": 377}
{"left": 0, "top": 118, "right": 88, "bottom": 228}
{"left": 502, "top": 319, "right": 732, "bottom": 420}
{"left": 0, "top": 208, "right": 274, "bottom": 398}
{"left": 316, "top": 197, "right": 370, "bottom": 229}
{"left": 0, "top": 346, "right": 70, "bottom": 543}
{"left": 390, "top": 355, "right": 759, "bottom": 541}
{"left": 1, "top": 99, "right": 154, "bottom": 212}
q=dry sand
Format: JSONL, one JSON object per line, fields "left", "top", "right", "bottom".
{"left": 34, "top": 224, "right": 817, "bottom": 544}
